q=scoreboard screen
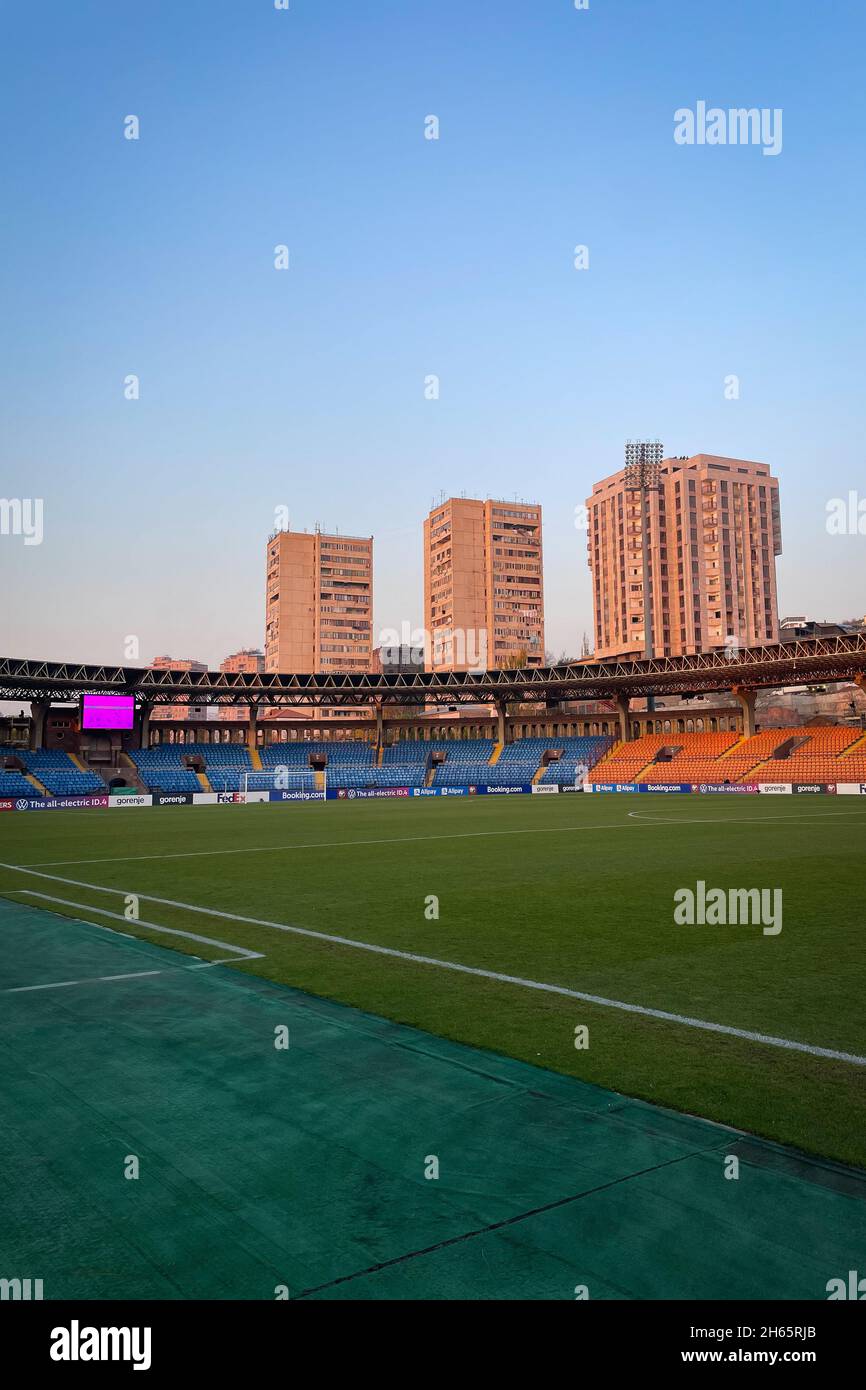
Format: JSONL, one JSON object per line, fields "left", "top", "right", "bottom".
{"left": 81, "top": 694, "right": 135, "bottom": 730}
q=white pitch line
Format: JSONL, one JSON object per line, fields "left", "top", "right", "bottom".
{"left": 11, "top": 807, "right": 866, "bottom": 870}
{"left": 8, "top": 889, "right": 264, "bottom": 961}
{"left": 3, "top": 969, "right": 164, "bottom": 994}
{"left": 3, "top": 865, "right": 864, "bottom": 1068}
{"left": 7, "top": 822, "right": 635, "bottom": 868}
{"left": 627, "top": 808, "right": 866, "bottom": 825}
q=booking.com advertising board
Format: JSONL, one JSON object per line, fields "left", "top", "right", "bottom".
{"left": 1, "top": 784, "right": 861, "bottom": 813}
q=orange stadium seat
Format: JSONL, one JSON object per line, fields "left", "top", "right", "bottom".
{"left": 587, "top": 725, "right": 866, "bottom": 787}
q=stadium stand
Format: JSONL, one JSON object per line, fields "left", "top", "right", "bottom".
{"left": 103, "top": 728, "right": 866, "bottom": 796}
{"left": 10, "top": 749, "right": 105, "bottom": 795}
{"left": 259, "top": 740, "right": 371, "bottom": 791}
{"left": 636, "top": 732, "right": 743, "bottom": 784}
{"left": 0, "top": 769, "right": 38, "bottom": 797}
{"left": 737, "top": 725, "right": 866, "bottom": 784}
{"left": 261, "top": 742, "right": 373, "bottom": 766}
{"left": 583, "top": 726, "right": 866, "bottom": 786}
{"left": 535, "top": 736, "right": 615, "bottom": 786}
{"left": 586, "top": 734, "right": 676, "bottom": 784}
{"left": 382, "top": 742, "right": 433, "bottom": 764}
{"left": 129, "top": 748, "right": 203, "bottom": 794}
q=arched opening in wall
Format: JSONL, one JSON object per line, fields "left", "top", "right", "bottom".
{"left": 686, "top": 719, "right": 694, "bottom": 733}
{"left": 664, "top": 719, "right": 671, "bottom": 733}
{"left": 677, "top": 719, "right": 685, "bottom": 733}
{"left": 696, "top": 718, "right": 704, "bottom": 732}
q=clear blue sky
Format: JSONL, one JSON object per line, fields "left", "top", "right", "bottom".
{"left": 2, "top": 0, "right": 864, "bottom": 669}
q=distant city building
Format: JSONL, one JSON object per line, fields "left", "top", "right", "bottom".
{"left": 586, "top": 453, "right": 781, "bottom": 660}
{"left": 219, "top": 648, "right": 265, "bottom": 721}
{"left": 149, "top": 655, "right": 209, "bottom": 722}
{"left": 779, "top": 616, "right": 862, "bottom": 642}
{"left": 265, "top": 528, "right": 373, "bottom": 674}
{"left": 372, "top": 644, "right": 424, "bottom": 674}
{"left": 221, "top": 648, "right": 265, "bottom": 673}
{"left": 423, "top": 497, "right": 544, "bottom": 672}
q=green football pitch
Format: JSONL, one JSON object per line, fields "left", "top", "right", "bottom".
{"left": 1, "top": 794, "right": 864, "bottom": 1299}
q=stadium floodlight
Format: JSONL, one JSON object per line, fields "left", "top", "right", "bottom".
{"left": 624, "top": 438, "right": 663, "bottom": 490}
{"left": 624, "top": 439, "right": 664, "bottom": 665}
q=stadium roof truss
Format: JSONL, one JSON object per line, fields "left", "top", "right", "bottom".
{"left": 1, "top": 635, "right": 864, "bottom": 708}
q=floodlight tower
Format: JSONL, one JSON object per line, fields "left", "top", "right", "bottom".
{"left": 625, "top": 440, "right": 663, "bottom": 716}
{"left": 624, "top": 440, "right": 663, "bottom": 662}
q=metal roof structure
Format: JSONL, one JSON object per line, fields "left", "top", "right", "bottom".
{"left": 1, "top": 634, "right": 864, "bottom": 708}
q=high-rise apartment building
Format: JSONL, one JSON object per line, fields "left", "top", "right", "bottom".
{"left": 423, "top": 498, "right": 544, "bottom": 671}
{"left": 149, "top": 655, "right": 209, "bottom": 722}
{"left": 264, "top": 528, "right": 373, "bottom": 673}
{"left": 219, "top": 648, "right": 265, "bottom": 721}
{"left": 221, "top": 649, "right": 265, "bottom": 674}
{"left": 586, "top": 453, "right": 782, "bottom": 660}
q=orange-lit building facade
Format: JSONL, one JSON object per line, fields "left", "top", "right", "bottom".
{"left": 423, "top": 498, "right": 544, "bottom": 672}
{"left": 149, "top": 655, "right": 209, "bottom": 722}
{"left": 264, "top": 529, "right": 373, "bottom": 674}
{"left": 586, "top": 454, "right": 782, "bottom": 660}
{"left": 219, "top": 648, "right": 265, "bottom": 721}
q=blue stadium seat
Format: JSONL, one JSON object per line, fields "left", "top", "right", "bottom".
{"left": 23, "top": 750, "right": 105, "bottom": 795}
{"left": 0, "top": 771, "right": 38, "bottom": 797}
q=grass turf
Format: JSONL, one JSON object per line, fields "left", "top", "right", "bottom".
{"left": 1, "top": 792, "right": 864, "bottom": 1166}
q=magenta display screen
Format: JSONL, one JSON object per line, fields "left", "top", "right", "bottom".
{"left": 82, "top": 695, "right": 135, "bottom": 730}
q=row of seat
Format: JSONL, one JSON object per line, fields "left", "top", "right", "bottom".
{"left": 587, "top": 728, "right": 866, "bottom": 785}
{"left": 0, "top": 747, "right": 106, "bottom": 795}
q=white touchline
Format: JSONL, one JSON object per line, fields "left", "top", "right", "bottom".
{"left": 3, "top": 865, "right": 864, "bottom": 1067}
{"left": 9, "top": 888, "right": 264, "bottom": 960}
{"left": 14, "top": 807, "right": 866, "bottom": 870}
{"left": 626, "top": 809, "right": 866, "bottom": 825}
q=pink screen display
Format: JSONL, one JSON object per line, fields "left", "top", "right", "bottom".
{"left": 82, "top": 695, "right": 135, "bottom": 730}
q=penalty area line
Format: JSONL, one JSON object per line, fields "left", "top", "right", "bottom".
{"left": 2, "top": 865, "right": 864, "bottom": 1068}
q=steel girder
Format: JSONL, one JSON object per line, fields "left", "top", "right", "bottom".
{"left": 0, "top": 635, "right": 864, "bottom": 707}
